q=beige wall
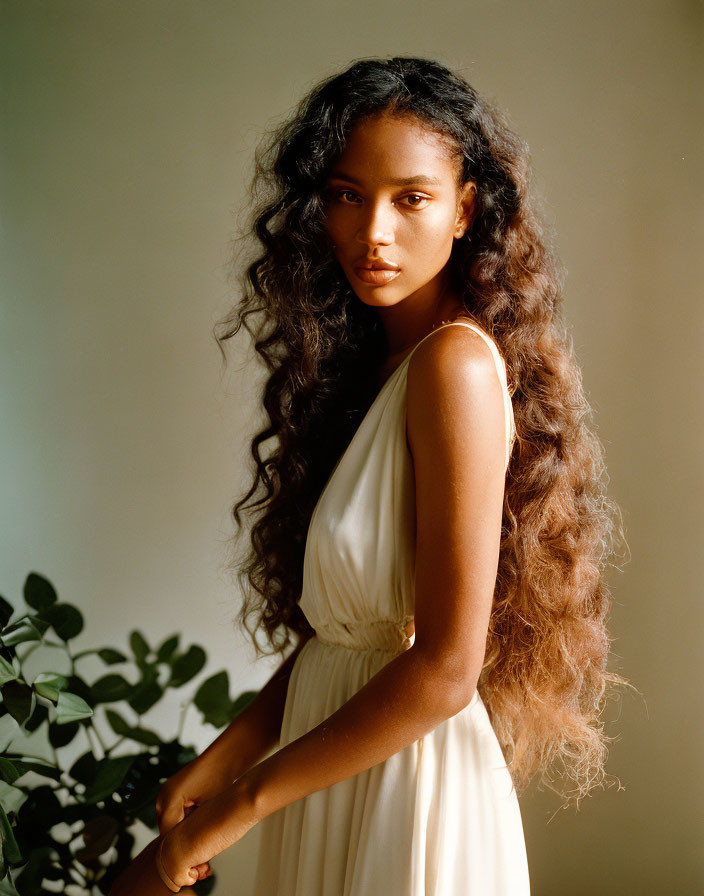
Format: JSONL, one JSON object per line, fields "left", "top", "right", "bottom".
{"left": 2, "top": 1, "right": 702, "bottom": 892}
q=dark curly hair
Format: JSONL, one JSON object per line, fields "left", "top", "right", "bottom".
{"left": 213, "top": 55, "right": 637, "bottom": 808}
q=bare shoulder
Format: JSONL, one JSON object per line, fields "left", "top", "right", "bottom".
{"left": 407, "top": 322, "right": 500, "bottom": 383}
{"left": 406, "top": 324, "right": 505, "bottom": 458}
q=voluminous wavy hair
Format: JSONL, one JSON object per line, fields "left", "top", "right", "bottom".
{"left": 214, "top": 55, "right": 636, "bottom": 809}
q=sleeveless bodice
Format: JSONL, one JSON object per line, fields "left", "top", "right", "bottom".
{"left": 299, "top": 321, "right": 517, "bottom": 654}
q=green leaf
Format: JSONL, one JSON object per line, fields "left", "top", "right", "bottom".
{"left": 0, "top": 656, "right": 17, "bottom": 686}
{"left": 127, "top": 676, "right": 162, "bottom": 715}
{"left": 231, "top": 689, "right": 258, "bottom": 718}
{"left": 0, "top": 871, "right": 20, "bottom": 895}
{"left": 0, "top": 595, "right": 14, "bottom": 632}
{"left": 194, "top": 671, "right": 232, "bottom": 728}
{"left": 0, "top": 758, "right": 20, "bottom": 785}
{"left": 104, "top": 709, "right": 160, "bottom": 746}
{"left": 25, "top": 614, "right": 50, "bottom": 637}
{"left": 24, "top": 701, "right": 49, "bottom": 733}
{"left": 23, "top": 572, "right": 58, "bottom": 613}
{"left": 115, "top": 753, "right": 162, "bottom": 816}
{"left": 0, "top": 714, "right": 19, "bottom": 752}
{"left": 97, "top": 647, "right": 128, "bottom": 665}
{"left": 104, "top": 708, "right": 132, "bottom": 736}
{"left": 168, "top": 645, "right": 206, "bottom": 687}
{"left": 69, "top": 751, "right": 99, "bottom": 786}
{"left": 3, "top": 759, "right": 59, "bottom": 783}
{"left": 74, "top": 813, "right": 119, "bottom": 863}
{"left": 62, "top": 800, "right": 102, "bottom": 825}
{"left": 48, "top": 719, "right": 78, "bottom": 748}
{"left": 0, "top": 803, "right": 22, "bottom": 864}
{"left": 42, "top": 602, "right": 83, "bottom": 641}
{"left": 65, "top": 673, "right": 93, "bottom": 706}
{"left": 31, "top": 672, "right": 69, "bottom": 703}
{"left": 156, "top": 633, "right": 179, "bottom": 663}
{"left": 0, "top": 780, "right": 27, "bottom": 815}
{"left": 90, "top": 673, "right": 133, "bottom": 703}
{"left": 17, "top": 783, "right": 62, "bottom": 824}
{"left": 55, "top": 691, "right": 93, "bottom": 724}
{"left": 0, "top": 616, "right": 42, "bottom": 647}
{"left": 1, "top": 681, "right": 36, "bottom": 726}
{"left": 124, "top": 725, "right": 161, "bottom": 747}
{"left": 130, "top": 630, "right": 150, "bottom": 665}
{"left": 82, "top": 755, "right": 137, "bottom": 803}
{"left": 6, "top": 846, "right": 52, "bottom": 893}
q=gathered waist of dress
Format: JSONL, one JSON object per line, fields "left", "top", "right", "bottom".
{"left": 311, "top": 617, "right": 415, "bottom": 652}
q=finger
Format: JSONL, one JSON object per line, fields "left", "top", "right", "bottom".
{"left": 158, "top": 806, "right": 185, "bottom": 836}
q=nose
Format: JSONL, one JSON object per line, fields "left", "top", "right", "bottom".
{"left": 354, "top": 201, "right": 394, "bottom": 247}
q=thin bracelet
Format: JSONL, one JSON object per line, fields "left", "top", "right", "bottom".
{"left": 155, "top": 835, "right": 181, "bottom": 893}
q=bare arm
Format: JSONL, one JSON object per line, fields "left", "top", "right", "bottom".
{"left": 170, "top": 326, "right": 508, "bottom": 862}
{"left": 197, "top": 631, "right": 314, "bottom": 782}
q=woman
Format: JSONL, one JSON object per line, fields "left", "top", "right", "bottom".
{"left": 111, "top": 55, "right": 633, "bottom": 895}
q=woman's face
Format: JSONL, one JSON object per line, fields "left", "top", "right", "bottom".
{"left": 323, "top": 112, "right": 475, "bottom": 313}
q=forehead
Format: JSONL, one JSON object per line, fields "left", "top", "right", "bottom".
{"left": 330, "top": 113, "right": 458, "bottom": 184}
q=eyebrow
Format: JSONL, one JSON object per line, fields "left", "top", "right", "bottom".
{"left": 328, "top": 170, "right": 443, "bottom": 187}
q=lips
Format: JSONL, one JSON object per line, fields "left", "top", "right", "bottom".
{"left": 354, "top": 258, "right": 399, "bottom": 271}
{"left": 353, "top": 267, "right": 401, "bottom": 285}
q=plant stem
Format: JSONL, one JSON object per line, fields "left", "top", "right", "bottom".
{"left": 4, "top": 750, "right": 54, "bottom": 764}
{"left": 104, "top": 735, "right": 126, "bottom": 756}
{"left": 177, "top": 697, "right": 190, "bottom": 742}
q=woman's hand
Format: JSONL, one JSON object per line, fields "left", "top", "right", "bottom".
{"left": 156, "top": 754, "right": 234, "bottom": 835}
{"left": 155, "top": 753, "right": 234, "bottom": 880}
{"left": 110, "top": 771, "right": 261, "bottom": 894}
{"left": 108, "top": 832, "right": 211, "bottom": 895}
{"left": 158, "top": 776, "right": 262, "bottom": 889}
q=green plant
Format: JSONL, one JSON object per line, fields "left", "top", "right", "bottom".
{"left": 0, "top": 572, "right": 258, "bottom": 895}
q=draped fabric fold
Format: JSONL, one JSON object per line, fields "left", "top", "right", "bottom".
{"left": 253, "top": 322, "right": 530, "bottom": 895}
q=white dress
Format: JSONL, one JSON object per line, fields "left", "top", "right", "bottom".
{"left": 252, "top": 321, "right": 531, "bottom": 895}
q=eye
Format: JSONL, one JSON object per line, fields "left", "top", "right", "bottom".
{"left": 402, "top": 193, "right": 430, "bottom": 208}
{"left": 328, "top": 189, "right": 430, "bottom": 208}
{"left": 332, "top": 189, "right": 361, "bottom": 204}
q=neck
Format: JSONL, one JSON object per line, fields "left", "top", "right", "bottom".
{"left": 383, "top": 291, "right": 467, "bottom": 358}
{"left": 376, "top": 298, "right": 470, "bottom": 391}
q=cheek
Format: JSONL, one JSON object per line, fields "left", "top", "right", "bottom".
{"left": 404, "top": 208, "right": 457, "bottom": 253}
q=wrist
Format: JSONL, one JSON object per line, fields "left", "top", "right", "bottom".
{"left": 155, "top": 833, "right": 182, "bottom": 893}
{"left": 169, "top": 773, "right": 262, "bottom": 864}
{"left": 235, "top": 759, "right": 268, "bottom": 823}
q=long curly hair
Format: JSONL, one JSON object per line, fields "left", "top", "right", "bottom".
{"left": 214, "top": 55, "right": 637, "bottom": 808}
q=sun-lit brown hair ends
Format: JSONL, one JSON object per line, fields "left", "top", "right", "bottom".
{"left": 213, "top": 56, "right": 637, "bottom": 810}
